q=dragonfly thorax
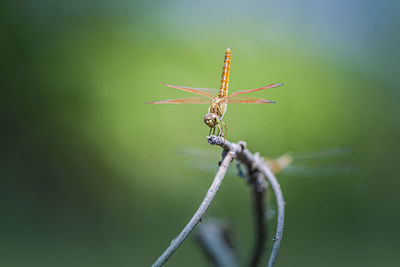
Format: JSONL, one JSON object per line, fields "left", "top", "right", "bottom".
{"left": 204, "top": 113, "right": 220, "bottom": 128}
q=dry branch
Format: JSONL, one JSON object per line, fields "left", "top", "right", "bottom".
{"left": 151, "top": 136, "right": 285, "bottom": 267}
{"left": 207, "top": 135, "right": 285, "bottom": 267}
{"left": 248, "top": 171, "right": 268, "bottom": 267}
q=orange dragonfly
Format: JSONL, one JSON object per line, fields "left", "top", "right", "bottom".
{"left": 147, "top": 47, "right": 284, "bottom": 136}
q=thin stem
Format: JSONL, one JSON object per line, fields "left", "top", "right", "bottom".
{"left": 248, "top": 172, "right": 268, "bottom": 267}
{"left": 259, "top": 165, "right": 285, "bottom": 267}
{"left": 151, "top": 151, "right": 235, "bottom": 267}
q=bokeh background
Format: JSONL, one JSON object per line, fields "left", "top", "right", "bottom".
{"left": 2, "top": 0, "right": 400, "bottom": 266}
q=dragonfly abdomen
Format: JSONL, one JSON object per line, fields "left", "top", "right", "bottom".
{"left": 219, "top": 47, "right": 231, "bottom": 98}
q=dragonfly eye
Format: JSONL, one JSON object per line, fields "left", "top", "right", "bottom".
{"left": 204, "top": 113, "right": 219, "bottom": 128}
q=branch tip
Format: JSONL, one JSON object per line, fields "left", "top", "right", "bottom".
{"left": 238, "top": 141, "right": 247, "bottom": 150}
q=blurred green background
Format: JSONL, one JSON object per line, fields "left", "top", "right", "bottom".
{"left": 1, "top": 0, "right": 400, "bottom": 266}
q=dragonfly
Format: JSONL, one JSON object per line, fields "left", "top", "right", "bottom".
{"left": 146, "top": 47, "right": 284, "bottom": 136}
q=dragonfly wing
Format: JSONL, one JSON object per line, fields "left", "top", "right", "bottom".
{"left": 282, "top": 164, "right": 356, "bottom": 177}
{"left": 226, "top": 83, "right": 284, "bottom": 99}
{"left": 163, "top": 84, "right": 218, "bottom": 98}
{"left": 289, "top": 147, "right": 352, "bottom": 161}
{"left": 266, "top": 147, "right": 354, "bottom": 177}
{"left": 177, "top": 147, "right": 238, "bottom": 175}
{"left": 146, "top": 96, "right": 211, "bottom": 104}
{"left": 227, "top": 96, "right": 276, "bottom": 103}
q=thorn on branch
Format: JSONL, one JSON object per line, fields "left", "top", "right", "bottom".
{"left": 238, "top": 141, "right": 246, "bottom": 150}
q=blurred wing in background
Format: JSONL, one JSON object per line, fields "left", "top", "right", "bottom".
{"left": 176, "top": 147, "right": 225, "bottom": 171}
{"left": 178, "top": 147, "right": 355, "bottom": 177}
{"left": 265, "top": 147, "right": 355, "bottom": 177}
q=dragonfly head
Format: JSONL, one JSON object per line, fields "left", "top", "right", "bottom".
{"left": 204, "top": 113, "right": 220, "bottom": 128}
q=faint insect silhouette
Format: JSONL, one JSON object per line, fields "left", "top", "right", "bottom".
{"left": 178, "top": 147, "right": 354, "bottom": 177}
{"left": 263, "top": 147, "right": 355, "bottom": 176}
{"left": 146, "top": 47, "right": 284, "bottom": 137}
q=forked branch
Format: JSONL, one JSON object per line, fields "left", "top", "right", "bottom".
{"left": 151, "top": 136, "right": 285, "bottom": 267}
{"left": 207, "top": 135, "right": 285, "bottom": 267}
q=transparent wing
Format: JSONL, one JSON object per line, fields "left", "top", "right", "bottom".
{"left": 177, "top": 147, "right": 237, "bottom": 174}
{"left": 265, "top": 147, "right": 354, "bottom": 176}
{"left": 227, "top": 96, "right": 276, "bottom": 104}
{"left": 146, "top": 96, "right": 211, "bottom": 104}
{"left": 288, "top": 147, "right": 352, "bottom": 160}
{"left": 281, "top": 164, "right": 356, "bottom": 177}
{"left": 163, "top": 84, "right": 218, "bottom": 98}
{"left": 178, "top": 146, "right": 355, "bottom": 178}
{"left": 225, "top": 83, "right": 284, "bottom": 99}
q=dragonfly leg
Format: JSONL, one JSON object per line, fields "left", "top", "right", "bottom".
{"left": 217, "top": 124, "right": 223, "bottom": 137}
{"left": 220, "top": 120, "right": 228, "bottom": 137}
{"left": 216, "top": 123, "right": 226, "bottom": 144}
{"left": 210, "top": 126, "right": 216, "bottom": 136}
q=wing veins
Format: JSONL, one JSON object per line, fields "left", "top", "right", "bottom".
{"left": 146, "top": 96, "right": 211, "bottom": 104}
{"left": 227, "top": 96, "right": 276, "bottom": 103}
{"left": 163, "top": 84, "right": 217, "bottom": 98}
{"left": 225, "top": 83, "right": 284, "bottom": 99}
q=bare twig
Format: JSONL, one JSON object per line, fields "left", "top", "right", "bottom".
{"left": 258, "top": 164, "right": 285, "bottom": 267}
{"left": 196, "top": 219, "right": 238, "bottom": 267}
{"left": 195, "top": 173, "right": 268, "bottom": 267}
{"left": 248, "top": 171, "right": 268, "bottom": 267}
{"left": 207, "top": 135, "right": 285, "bottom": 267}
{"left": 151, "top": 151, "right": 236, "bottom": 267}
